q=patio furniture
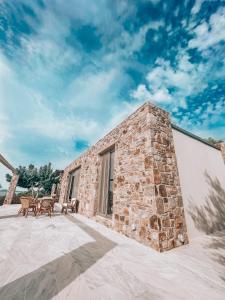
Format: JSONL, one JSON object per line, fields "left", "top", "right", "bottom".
{"left": 18, "top": 196, "right": 37, "bottom": 217}
{"left": 41, "top": 196, "right": 55, "bottom": 213}
{"left": 61, "top": 198, "right": 79, "bottom": 214}
{"left": 38, "top": 198, "right": 52, "bottom": 217}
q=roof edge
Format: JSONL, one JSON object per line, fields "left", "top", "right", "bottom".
{"left": 171, "top": 124, "right": 220, "bottom": 151}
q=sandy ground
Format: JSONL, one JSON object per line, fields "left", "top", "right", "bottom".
{"left": 0, "top": 204, "right": 225, "bottom": 300}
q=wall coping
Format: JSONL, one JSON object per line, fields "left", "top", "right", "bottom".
{"left": 172, "top": 124, "right": 221, "bottom": 151}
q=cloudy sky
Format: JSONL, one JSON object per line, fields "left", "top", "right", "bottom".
{"left": 0, "top": 0, "right": 225, "bottom": 188}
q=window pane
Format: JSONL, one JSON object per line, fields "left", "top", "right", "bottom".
{"left": 68, "top": 167, "right": 81, "bottom": 201}
{"left": 68, "top": 176, "right": 74, "bottom": 200}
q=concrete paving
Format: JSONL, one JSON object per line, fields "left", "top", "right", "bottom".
{"left": 0, "top": 204, "right": 225, "bottom": 300}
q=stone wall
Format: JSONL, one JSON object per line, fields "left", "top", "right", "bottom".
{"left": 4, "top": 173, "right": 19, "bottom": 205}
{"left": 59, "top": 102, "right": 188, "bottom": 252}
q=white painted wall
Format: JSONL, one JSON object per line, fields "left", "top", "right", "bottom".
{"left": 173, "top": 129, "right": 225, "bottom": 240}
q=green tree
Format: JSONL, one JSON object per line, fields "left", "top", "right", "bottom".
{"left": 6, "top": 163, "right": 61, "bottom": 196}
{"left": 6, "top": 164, "right": 38, "bottom": 191}
{"left": 38, "top": 163, "right": 61, "bottom": 194}
{"left": 206, "top": 137, "right": 222, "bottom": 146}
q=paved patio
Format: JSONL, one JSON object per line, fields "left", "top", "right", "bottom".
{"left": 0, "top": 204, "right": 225, "bottom": 300}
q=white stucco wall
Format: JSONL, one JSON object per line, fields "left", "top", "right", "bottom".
{"left": 173, "top": 128, "right": 225, "bottom": 240}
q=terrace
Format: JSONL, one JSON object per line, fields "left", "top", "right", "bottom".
{"left": 0, "top": 204, "right": 225, "bottom": 300}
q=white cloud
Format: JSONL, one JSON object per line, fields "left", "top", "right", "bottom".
{"left": 104, "top": 19, "right": 164, "bottom": 67}
{"left": 20, "top": 36, "right": 80, "bottom": 75}
{"left": 0, "top": 50, "right": 106, "bottom": 145}
{"left": 67, "top": 69, "right": 119, "bottom": 109}
{"left": 132, "top": 84, "right": 172, "bottom": 104}
{"left": 150, "top": 0, "right": 161, "bottom": 5}
{"left": 0, "top": 164, "right": 10, "bottom": 190}
{"left": 0, "top": 113, "right": 11, "bottom": 148}
{"left": 0, "top": 54, "right": 15, "bottom": 152}
{"left": 173, "top": 97, "right": 225, "bottom": 139}
{"left": 25, "top": 95, "right": 100, "bottom": 142}
{"left": 191, "top": 0, "right": 205, "bottom": 15}
{"left": 131, "top": 84, "right": 152, "bottom": 102}
{"left": 188, "top": 7, "right": 225, "bottom": 51}
{"left": 150, "top": 88, "right": 172, "bottom": 103}
{"left": 131, "top": 52, "right": 208, "bottom": 108}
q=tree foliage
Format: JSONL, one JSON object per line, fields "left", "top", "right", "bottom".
{"left": 38, "top": 164, "right": 61, "bottom": 194}
{"left": 206, "top": 137, "right": 223, "bottom": 146}
{"left": 6, "top": 163, "right": 61, "bottom": 195}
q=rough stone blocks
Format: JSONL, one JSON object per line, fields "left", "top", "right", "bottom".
{"left": 4, "top": 173, "right": 19, "bottom": 205}
{"left": 59, "top": 102, "right": 189, "bottom": 252}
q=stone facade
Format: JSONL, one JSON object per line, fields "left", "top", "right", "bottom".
{"left": 4, "top": 173, "right": 19, "bottom": 205}
{"left": 59, "top": 102, "right": 188, "bottom": 252}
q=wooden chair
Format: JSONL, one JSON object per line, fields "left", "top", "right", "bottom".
{"left": 19, "top": 196, "right": 37, "bottom": 217}
{"left": 39, "top": 199, "right": 52, "bottom": 217}
{"left": 61, "top": 199, "right": 79, "bottom": 214}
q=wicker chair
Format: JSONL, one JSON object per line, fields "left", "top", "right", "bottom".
{"left": 19, "top": 196, "right": 37, "bottom": 217}
{"left": 39, "top": 199, "right": 52, "bottom": 217}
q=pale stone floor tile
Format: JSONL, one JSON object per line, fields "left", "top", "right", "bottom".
{"left": 0, "top": 204, "right": 225, "bottom": 300}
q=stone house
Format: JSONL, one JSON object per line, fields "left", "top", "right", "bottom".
{"left": 59, "top": 102, "right": 225, "bottom": 252}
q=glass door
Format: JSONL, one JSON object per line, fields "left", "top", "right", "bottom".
{"left": 68, "top": 167, "right": 81, "bottom": 201}
{"left": 98, "top": 148, "right": 115, "bottom": 217}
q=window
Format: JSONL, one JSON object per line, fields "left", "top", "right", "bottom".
{"left": 68, "top": 167, "right": 81, "bottom": 201}
{"left": 98, "top": 147, "right": 115, "bottom": 216}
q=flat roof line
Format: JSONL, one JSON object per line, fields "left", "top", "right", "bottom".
{"left": 171, "top": 124, "right": 220, "bottom": 150}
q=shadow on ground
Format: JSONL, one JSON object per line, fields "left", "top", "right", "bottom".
{"left": 0, "top": 214, "right": 19, "bottom": 220}
{"left": 0, "top": 212, "right": 62, "bottom": 220}
{"left": 188, "top": 171, "right": 225, "bottom": 282}
{"left": 0, "top": 214, "right": 117, "bottom": 300}
{"left": 207, "top": 232, "right": 225, "bottom": 282}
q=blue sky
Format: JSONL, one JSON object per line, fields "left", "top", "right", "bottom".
{"left": 0, "top": 0, "right": 225, "bottom": 188}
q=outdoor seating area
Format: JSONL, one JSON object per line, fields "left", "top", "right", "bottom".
{"left": 18, "top": 196, "right": 55, "bottom": 218}
{"left": 17, "top": 196, "right": 79, "bottom": 218}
